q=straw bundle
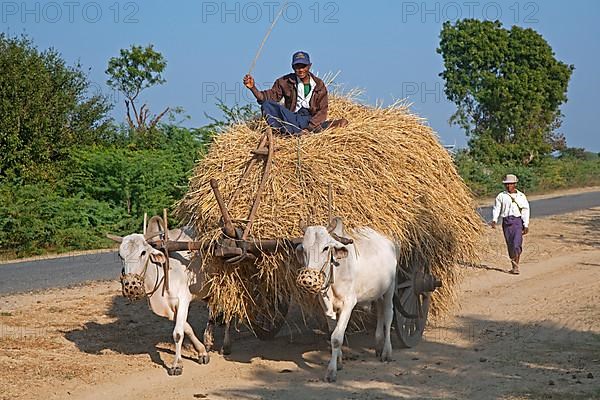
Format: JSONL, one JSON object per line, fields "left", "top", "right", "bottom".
{"left": 176, "top": 94, "right": 483, "bottom": 326}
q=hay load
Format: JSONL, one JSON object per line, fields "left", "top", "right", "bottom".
{"left": 176, "top": 94, "right": 483, "bottom": 326}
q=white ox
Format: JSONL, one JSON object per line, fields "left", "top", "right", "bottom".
{"left": 295, "top": 217, "right": 397, "bottom": 382}
{"left": 113, "top": 225, "right": 231, "bottom": 375}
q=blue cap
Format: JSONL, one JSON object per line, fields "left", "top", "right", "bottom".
{"left": 291, "top": 51, "right": 311, "bottom": 66}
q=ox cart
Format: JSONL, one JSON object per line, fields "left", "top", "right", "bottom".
{"left": 146, "top": 127, "right": 442, "bottom": 348}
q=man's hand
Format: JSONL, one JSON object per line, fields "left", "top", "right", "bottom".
{"left": 243, "top": 74, "right": 255, "bottom": 89}
{"left": 490, "top": 221, "right": 496, "bottom": 229}
{"left": 523, "top": 227, "right": 529, "bottom": 235}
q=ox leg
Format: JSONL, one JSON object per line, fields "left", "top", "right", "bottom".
{"left": 375, "top": 298, "right": 385, "bottom": 358}
{"left": 168, "top": 300, "right": 189, "bottom": 376}
{"left": 221, "top": 320, "right": 232, "bottom": 355}
{"left": 318, "top": 293, "right": 337, "bottom": 334}
{"left": 184, "top": 322, "right": 210, "bottom": 364}
{"left": 203, "top": 311, "right": 232, "bottom": 355}
{"left": 380, "top": 282, "right": 395, "bottom": 362}
{"left": 203, "top": 317, "right": 215, "bottom": 352}
{"left": 326, "top": 299, "right": 355, "bottom": 383}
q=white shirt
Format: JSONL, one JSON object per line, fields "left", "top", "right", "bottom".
{"left": 492, "top": 190, "right": 530, "bottom": 227}
{"left": 294, "top": 75, "right": 316, "bottom": 112}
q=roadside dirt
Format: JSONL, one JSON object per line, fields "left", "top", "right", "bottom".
{"left": 1, "top": 208, "right": 599, "bottom": 399}
{"left": 474, "top": 185, "right": 600, "bottom": 207}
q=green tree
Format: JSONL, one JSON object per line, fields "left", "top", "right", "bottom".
{"left": 106, "top": 44, "right": 169, "bottom": 135}
{"left": 438, "top": 20, "right": 574, "bottom": 165}
{"left": 0, "top": 34, "right": 113, "bottom": 180}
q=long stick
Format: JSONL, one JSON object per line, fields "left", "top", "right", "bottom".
{"left": 247, "top": 1, "right": 288, "bottom": 75}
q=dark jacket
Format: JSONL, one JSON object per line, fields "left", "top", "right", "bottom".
{"left": 258, "top": 72, "right": 328, "bottom": 131}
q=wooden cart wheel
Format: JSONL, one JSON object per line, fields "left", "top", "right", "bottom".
{"left": 247, "top": 287, "right": 290, "bottom": 340}
{"left": 393, "top": 260, "right": 436, "bottom": 348}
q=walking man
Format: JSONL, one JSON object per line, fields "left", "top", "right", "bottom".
{"left": 243, "top": 51, "right": 347, "bottom": 134}
{"left": 491, "top": 174, "right": 530, "bottom": 274}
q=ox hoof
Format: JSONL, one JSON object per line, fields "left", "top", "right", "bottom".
{"left": 375, "top": 349, "right": 382, "bottom": 358}
{"left": 325, "top": 369, "right": 337, "bottom": 383}
{"left": 167, "top": 365, "right": 183, "bottom": 376}
{"left": 220, "top": 345, "right": 232, "bottom": 356}
{"left": 380, "top": 351, "right": 393, "bottom": 362}
{"left": 198, "top": 353, "right": 210, "bottom": 365}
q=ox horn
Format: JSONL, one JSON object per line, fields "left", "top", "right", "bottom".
{"left": 327, "top": 216, "right": 343, "bottom": 233}
{"left": 144, "top": 215, "right": 165, "bottom": 241}
{"left": 106, "top": 234, "right": 123, "bottom": 243}
{"left": 327, "top": 217, "right": 354, "bottom": 245}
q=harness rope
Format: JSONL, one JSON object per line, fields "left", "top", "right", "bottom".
{"left": 319, "top": 247, "right": 336, "bottom": 294}
{"left": 145, "top": 260, "right": 166, "bottom": 299}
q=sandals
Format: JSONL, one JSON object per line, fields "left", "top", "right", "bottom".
{"left": 509, "top": 268, "right": 520, "bottom": 275}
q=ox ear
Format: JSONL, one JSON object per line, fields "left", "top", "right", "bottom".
{"left": 295, "top": 244, "right": 305, "bottom": 265}
{"left": 106, "top": 234, "right": 123, "bottom": 243}
{"left": 333, "top": 246, "right": 348, "bottom": 260}
{"left": 299, "top": 218, "right": 308, "bottom": 234}
{"left": 150, "top": 251, "right": 167, "bottom": 264}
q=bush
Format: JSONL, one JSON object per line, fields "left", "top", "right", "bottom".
{"left": 65, "top": 144, "right": 200, "bottom": 218}
{"left": 0, "top": 183, "right": 128, "bottom": 256}
{"left": 455, "top": 151, "right": 600, "bottom": 197}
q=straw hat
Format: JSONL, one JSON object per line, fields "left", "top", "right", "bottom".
{"left": 502, "top": 174, "right": 519, "bottom": 184}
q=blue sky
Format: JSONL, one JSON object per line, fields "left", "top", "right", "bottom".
{"left": 2, "top": 0, "right": 599, "bottom": 150}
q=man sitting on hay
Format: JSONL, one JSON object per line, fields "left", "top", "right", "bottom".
{"left": 243, "top": 51, "right": 348, "bottom": 134}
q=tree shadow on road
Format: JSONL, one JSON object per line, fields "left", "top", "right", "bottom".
{"left": 63, "top": 293, "right": 600, "bottom": 399}
{"left": 569, "top": 209, "right": 600, "bottom": 248}
{"left": 205, "top": 316, "right": 600, "bottom": 400}
{"left": 539, "top": 209, "right": 600, "bottom": 249}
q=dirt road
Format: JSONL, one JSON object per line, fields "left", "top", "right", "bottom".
{"left": 1, "top": 208, "right": 599, "bottom": 399}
